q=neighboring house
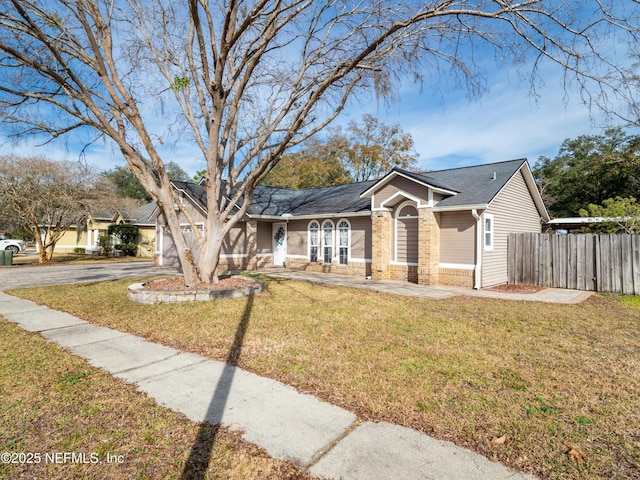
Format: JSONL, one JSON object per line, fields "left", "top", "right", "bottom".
{"left": 157, "top": 159, "right": 549, "bottom": 288}
{"left": 43, "top": 202, "right": 157, "bottom": 257}
{"left": 121, "top": 202, "right": 158, "bottom": 257}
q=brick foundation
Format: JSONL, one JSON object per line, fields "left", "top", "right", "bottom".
{"left": 285, "top": 257, "right": 370, "bottom": 277}
{"left": 439, "top": 267, "right": 475, "bottom": 288}
{"left": 390, "top": 264, "right": 418, "bottom": 283}
{"left": 217, "top": 257, "right": 249, "bottom": 272}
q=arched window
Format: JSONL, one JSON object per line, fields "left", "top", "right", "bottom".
{"left": 338, "top": 220, "right": 350, "bottom": 265}
{"left": 308, "top": 221, "right": 320, "bottom": 262}
{"left": 322, "top": 220, "right": 334, "bottom": 264}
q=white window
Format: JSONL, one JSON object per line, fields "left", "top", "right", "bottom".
{"left": 308, "top": 221, "right": 320, "bottom": 262}
{"left": 484, "top": 214, "right": 494, "bottom": 251}
{"left": 322, "top": 220, "right": 334, "bottom": 264}
{"left": 338, "top": 220, "right": 350, "bottom": 265}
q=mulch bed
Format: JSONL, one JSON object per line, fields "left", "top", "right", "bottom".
{"left": 145, "top": 276, "right": 252, "bottom": 291}
{"left": 486, "top": 283, "right": 545, "bottom": 294}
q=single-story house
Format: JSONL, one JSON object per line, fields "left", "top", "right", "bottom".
{"left": 43, "top": 202, "right": 157, "bottom": 257}
{"left": 157, "top": 158, "right": 549, "bottom": 288}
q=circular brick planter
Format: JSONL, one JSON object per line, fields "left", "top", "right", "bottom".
{"left": 128, "top": 276, "right": 264, "bottom": 304}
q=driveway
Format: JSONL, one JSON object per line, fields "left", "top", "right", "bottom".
{"left": 0, "top": 261, "right": 178, "bottom": 291}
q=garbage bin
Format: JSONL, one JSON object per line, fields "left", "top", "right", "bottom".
{"left": 0, "top": 250, "right": 12, "bottom": 266}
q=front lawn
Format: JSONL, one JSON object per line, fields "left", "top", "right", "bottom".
{"left": 9, "top": 277, "right": 640, "bottom": 480}
{"left": 0, "top": 317, "right": 313, "bottom": 480}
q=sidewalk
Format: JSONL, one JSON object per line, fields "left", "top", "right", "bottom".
{"left": 0, "top": 290, "right": 537, "bottom": 480}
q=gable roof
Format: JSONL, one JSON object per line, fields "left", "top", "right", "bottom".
{"left": 425, "top": 159, "right": 528, "bottom": 208}
{"left": 124, "top": 202, "right": 158, "bottom": 225}
{"left": 359, "top": 167, "right": 459, "bottom": 198}
{"left": 170, "top": 158, "right": 548, "bottom": 220}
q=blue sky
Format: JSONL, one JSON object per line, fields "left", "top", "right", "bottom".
{"left": 0, "top": 52, "right": 634, "bottom": 177}
{"left": 340, "top": 60, "right": 635, "bottom": 173}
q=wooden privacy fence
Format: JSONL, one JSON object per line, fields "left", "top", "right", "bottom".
{"left": 508, "top": 233, "right": 640, "bottom": 294}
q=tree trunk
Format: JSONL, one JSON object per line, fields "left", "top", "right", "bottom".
{"left": 31, "top": 226, "right": 51, "bottom": 264}
{"left": 37, "top": 244, "right": 53, "bottom": 263}
{"left": 37, "top": 250, "right": 49, "bottom": 263}
{"left": 197, "top": 227, "right": 225, "bottom": 284}
{"left": 157, "top": 203, "right": 200, "bottom": 287}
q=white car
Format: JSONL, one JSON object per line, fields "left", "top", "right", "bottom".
{"left": 0, "top": 237, "right": 26, "bottom": 255}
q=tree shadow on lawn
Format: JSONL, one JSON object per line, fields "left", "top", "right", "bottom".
{"left": 180, "top": 293, "right": 254, "bottom": 480}
{"left": 262, "top": 275, "right": 334, "bottom": 304}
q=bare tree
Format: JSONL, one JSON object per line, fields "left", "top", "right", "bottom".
{"left": 341, "top": 114, "right": 418, "bottom": 182}
{"left": 0, "top": 155, "right": 116, "bottom": 262}
{"left": 0, "top": 0, "right": 638, "bottom": 285}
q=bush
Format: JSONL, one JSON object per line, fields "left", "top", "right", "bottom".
{"left": 108, "top": 224, "right": 139, "bottom": 257}
{"left": 98, "top": 235, "right": 113, "bottom": 256}
{"left": 73, "top": 247, "right": 86, "bottom": 254}
{"left": 108, "top": 224, "right": 139, "bottom": 244}
{"left": 117, "top": 243, "right": 138, "bottom": 257}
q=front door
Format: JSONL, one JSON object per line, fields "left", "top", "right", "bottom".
{"left": 272, "top": 222, "right": 287, "bottom": 267}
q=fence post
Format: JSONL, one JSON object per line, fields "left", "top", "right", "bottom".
{"left": 619, "top": 235, "right": 632, "bottom": 295}
{"left": 633, "top": 235, "right": 640, "bottom": 296}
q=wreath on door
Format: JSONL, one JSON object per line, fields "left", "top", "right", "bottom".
{"left": 274, "top": 226, "right": 285, "bottom": 246}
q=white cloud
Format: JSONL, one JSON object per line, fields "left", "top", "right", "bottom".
{"left": 344, "top": 56, "right": 637, "bottom": 172}
{"left": 375, "top": 81, "right": 619, "bottom": 171}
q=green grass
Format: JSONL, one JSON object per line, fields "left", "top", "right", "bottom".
{"left": 621, "top": 295, "right": 640, "bottom": 310}
{"left": 8, "top": 276, "right": 640, "bottom": 480}
{"left": 0, "top": 316, "right": 313, "bottom": 480}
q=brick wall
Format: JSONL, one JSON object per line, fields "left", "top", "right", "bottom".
{"left": 390, "top": 264, "right": 418, "bottom": 283}
{"left": 246, "top": 220, "right": 258, "bottom": 271}
{"left": 418, "top": 208, "right": 440, "bottom": 285}
{"left": 371, "top": 211, "right": 392, "bottom": 280}
{"left": 285, "top": 257, "right": 370, "bottom": 277}
{"left": 439, "top": 267, "right": 474, "bottom": 288}
{"left": 218, "top": 257, "right": 248, "bottom": 272}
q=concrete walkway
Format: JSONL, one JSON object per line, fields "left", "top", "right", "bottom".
{"left": 264, "top": 269, "right": 593, "bottom": 304}
{"left": 0, "top": 290, "right": 537, "bottom": 480}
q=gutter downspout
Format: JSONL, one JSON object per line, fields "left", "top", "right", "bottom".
{"left": 472, "top": 209, "right": 482, "bottom": 290}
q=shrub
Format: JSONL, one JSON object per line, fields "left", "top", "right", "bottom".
{"left": 108, "top": 224, "right": 139, "bottom": 244}
{"left": 98, "top": 235, "right": 113, "bottom": 256}
{"left": 117, "top": 243, "right": 138, "bottom": 257}
{"left": 108, "top": 224, "right": 139, "bottom": 257}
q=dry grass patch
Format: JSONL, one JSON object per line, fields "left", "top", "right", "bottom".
{"left": 10, "top": 276, "right": 640, "bottom": 480}
{"left": 0, "top": 317, "right": 314, "bottom": 480}
{"left": 9, "top": 253, "right": 150, "bottom": 266}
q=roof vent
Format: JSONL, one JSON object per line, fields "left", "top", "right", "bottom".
{"left": 491, "top": 172, "right": 496, "bottom": 181}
